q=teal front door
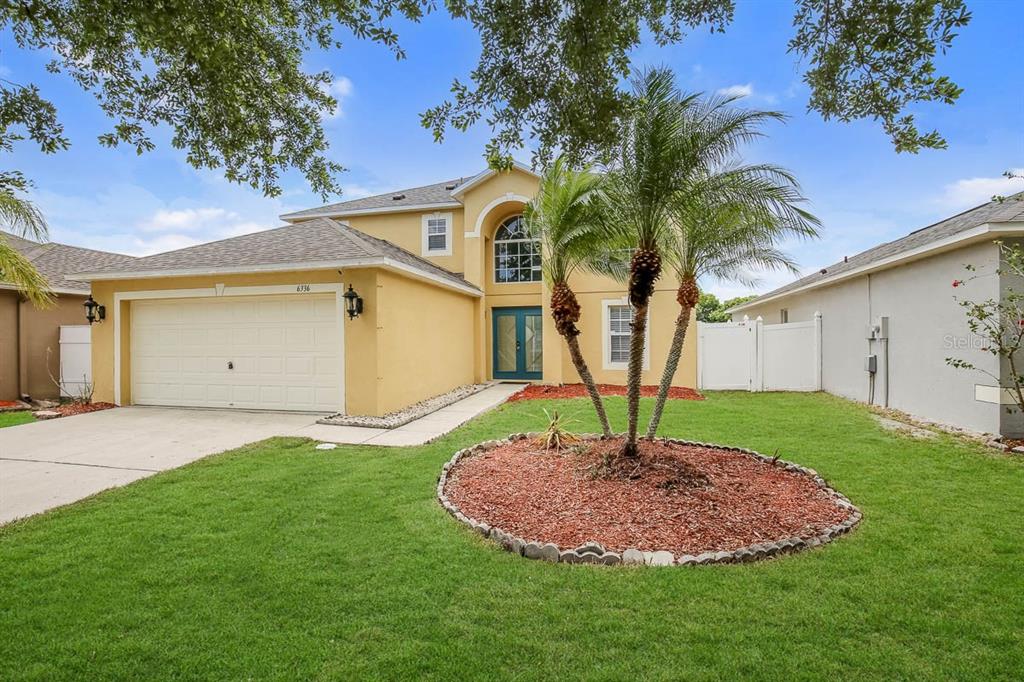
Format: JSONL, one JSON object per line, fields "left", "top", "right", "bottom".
{"left": 492, "top": 307, "right": 543, "bottom": 380}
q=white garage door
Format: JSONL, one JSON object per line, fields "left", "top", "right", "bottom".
{"left": 131, "top": 294, "right": 342, "bottom": 412}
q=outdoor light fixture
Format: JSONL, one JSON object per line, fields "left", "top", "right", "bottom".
{"left": 343, "top": 285, "right": 363, "bottom": 320}
{"left": 83, "top": 295, "right": 105, "bottom": 324}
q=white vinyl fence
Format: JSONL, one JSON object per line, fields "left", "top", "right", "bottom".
{"left": 698, "top": 313, "right": 821, "bottom": 392}
{"left": 59, "top": 325, "right": 91, "bottom": 398}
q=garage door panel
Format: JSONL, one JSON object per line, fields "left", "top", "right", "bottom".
{"left": 131, "top": 293, "right": 341, "bottom": 412}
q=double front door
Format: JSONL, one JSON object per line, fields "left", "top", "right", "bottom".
{"left": 492, "top": 307, "right": 543, "bottom": 380}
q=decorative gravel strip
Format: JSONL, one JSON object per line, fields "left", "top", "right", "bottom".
{"left": 437, "top": 435, "right": 861, "bottom": 566}
{"left": 318, "top": 383, "right": 495, "bottom": 429}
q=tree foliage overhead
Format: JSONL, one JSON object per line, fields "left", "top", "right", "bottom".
{"left": 427, "top": 0, "right": 735, "bottom": 167}
{"left": 427, "top": 0, "right": 970, "bottom": 167}
{"left": 0, "top": 0, "right": 432, "bottom": 199}
{"left": 1, "top": 0, "right": 972, "bottom": 205}
{"left": 789, "top": 0, "right": 971, "bottom": 153}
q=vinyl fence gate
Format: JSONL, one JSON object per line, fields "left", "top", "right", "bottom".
{"left": 697, "top": 313, "right": 822, "bottom": 392}
{"left": 59, "top": 324, "right": 92, "bottom": 399}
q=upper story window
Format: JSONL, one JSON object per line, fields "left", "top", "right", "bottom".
{"left": 494, "top": 215, "right": 541, "bottom": 283}
{"left": 780, "top": 308, "right": 789, "bottom": 323}
{"left": 421, "top": 212, "right": 453, "bottom": 257}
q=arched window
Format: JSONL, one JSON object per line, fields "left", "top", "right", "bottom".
{"left": 494, "top": 215, "right": 541, "bottom": 283}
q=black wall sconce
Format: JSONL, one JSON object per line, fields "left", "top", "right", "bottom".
{"left": 84, "top": 295, "right": 106, "bottom": 324}
{"left": 342, "top": 285, "right": 363, "bottom": 320}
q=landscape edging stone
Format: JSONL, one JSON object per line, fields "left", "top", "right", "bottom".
{"left": 437, "top": 434, "right": 861, "bottom": 566}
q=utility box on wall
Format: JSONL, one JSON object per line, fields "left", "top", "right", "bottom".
{"left": 865, "top": 354, "right": 877, "bottom": 374}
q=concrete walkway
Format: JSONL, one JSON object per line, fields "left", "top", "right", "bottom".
{"left": 294, "top": 382, "right": 525, "bottom": 446}
{"left": 0, "top": 382, "right": 524, "bottom": 524}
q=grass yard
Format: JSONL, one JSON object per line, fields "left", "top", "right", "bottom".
{"left": 0, "top": 411, "right": 34, "bottom": 429}
{"left": 0, "top": 393, "right": 1021, "bottom": 680}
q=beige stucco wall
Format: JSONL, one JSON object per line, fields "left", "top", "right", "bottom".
{"left": 0, "top": 291, "right": 18, "bottom": 399}
{"left": 0, "top": 289, "right": 90, "bottom": 401}
{"left": 450, "top": 170, "right": 695, "bottom": 389}
{"left": 375, "top": 270, "right": 477, "bottom": 414}
{"left": 334, "top": 210, "right": 467, "bottom": 277}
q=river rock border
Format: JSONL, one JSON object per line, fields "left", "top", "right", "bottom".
{"left": 437, "top": 434, "right": 862, "bottom": 566}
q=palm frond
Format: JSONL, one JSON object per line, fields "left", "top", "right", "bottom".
{"left": 524, "top": 156, "right": 605, "bottom": 286}
{"left": 0, "top": 190, "right": 48, "bottom": 241}
{"left": 0, "top": 235, "right": 54, "bottom": 308}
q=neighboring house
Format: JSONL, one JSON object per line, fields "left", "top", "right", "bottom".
{"left": 730, "top": 195, "right": 1024, "bottom": 437}
{"left": 70, "top": 164, "right": 696, "bottom": 417}
{"left": 0, "top": 233, "right": 136, "bottom": 401}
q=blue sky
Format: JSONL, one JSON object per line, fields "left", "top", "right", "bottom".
{"left": 4, "top": 0, "right": 1023, "bottom": 298}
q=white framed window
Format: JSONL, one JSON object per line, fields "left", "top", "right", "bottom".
{"left": 602, "top": 298, "right": 650, "bottom": 370}
{"left": 421, "top": 212, "right": 453, "bottom": 256}
{"left": 494, "top": 215, "right": 542, "bottom": 283}
{"left": 780, "top": 308, "right": 789, "bottom": 323}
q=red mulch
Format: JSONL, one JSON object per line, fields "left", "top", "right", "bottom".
{"left": 48, "top": 402, "right": 116, "bottom": 417}
{"left": 445, "top": 438, "right": 848, "bottom": 555}
{"left": 0, "top": 400, "right": 22, "bottom": 408}
{"left": 508, "top": 383, "right": 704, "bottom": 402}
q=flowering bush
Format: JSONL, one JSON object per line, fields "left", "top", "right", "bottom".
{"left": 946, "top": 240, "right": 1024, "bottom": 415}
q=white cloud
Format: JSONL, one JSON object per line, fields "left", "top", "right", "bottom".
{"left": 936, "top": 170, "right": 1024, "bottom": 211}
{"left": 140, "top": 207, "right": 231, "bottom": 233}
{"left": 323, "top": 76, "right": 354, "bottom": 119}
{"left": 29, "top": 179, "right": 291, "bottom": 257}
{"left": 717, "top": 83, "right": 753, "bottom": 99}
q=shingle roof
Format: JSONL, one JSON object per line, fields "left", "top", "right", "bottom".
{"left": 280, "top": 179, "right": 465, "bottom": 220}
{"left": 730, "top": 195, "right": 1024, "bottom": 312}
{"left": 1, "top": 231, "right": 136, "bottom": 293}
{"left": 71, "top": 217, "right": 480, "bottom": 294}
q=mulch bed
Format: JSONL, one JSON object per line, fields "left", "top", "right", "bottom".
{"left": 444, "top": 437, "right": 847, "bottom": 555}
{"left": 0, "top": 400, "right": 22, "bottom": 408}
{"left": 44, "top": 402, "right": 117, "bottom": 418}
{"left": 508, "top": 383, "right": 704, "bottom": 402}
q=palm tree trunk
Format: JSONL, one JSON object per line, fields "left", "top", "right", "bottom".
{"left": 564, "top": 334, "right": 613, "bottom": 437}
{"left": 621, "top": 301, "right": 650, "bottom": 458}
{"left": 645, "top": 304, "right": 693, "bottom": 437}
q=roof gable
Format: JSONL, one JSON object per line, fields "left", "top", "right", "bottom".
{"left": 730, "top": 194, "right": 1024, "bottom": 313}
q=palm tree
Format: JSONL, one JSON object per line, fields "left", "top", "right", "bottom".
{"left": 524, "top": 157, "right": 613, "bottom": 437}
{"left": 0, "top": 190, "right": 52, "bottom": 307}
{"left": 596, "top": 67, "right": 695, "bottom": 458}
{"left": 645, "top": 174, "right": 820, "bottom": 437}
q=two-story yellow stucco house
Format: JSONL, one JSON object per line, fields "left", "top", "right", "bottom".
{"left": 71, "top": 164, "right": 696, "bottom": 417}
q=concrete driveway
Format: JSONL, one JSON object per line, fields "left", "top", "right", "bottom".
{"left": 0, "top": 407, "right": 315, "bottom": 525}
{"left": 0, "top": 384, "right": 523, "bottom": 525}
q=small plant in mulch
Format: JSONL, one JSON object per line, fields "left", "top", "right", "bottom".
{"left": 533, "top": 409, "right": 581, "bottom": 452}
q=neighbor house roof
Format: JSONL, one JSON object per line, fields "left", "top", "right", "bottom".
{"left": 279, "top": 161, "right": 540, "bottom": 221}
{"left": 68, "top": 217, "right": 481, "bottom": 296}
{"left": 1, "top": 231, "right": 136, "bottom": 295}
{"left": 729, "top": 194, "right": 1024, "bottom": 314}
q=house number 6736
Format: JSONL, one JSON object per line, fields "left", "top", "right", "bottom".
{"left": 296, "top": 284, "right": 311, "bottom": 292}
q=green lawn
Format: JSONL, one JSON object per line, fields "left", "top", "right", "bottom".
{"left": 0, "top": 411, "right": 34, "bottom": 428}
{"left": 0, "top": 393, "right": 1021, "bottom": 680}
